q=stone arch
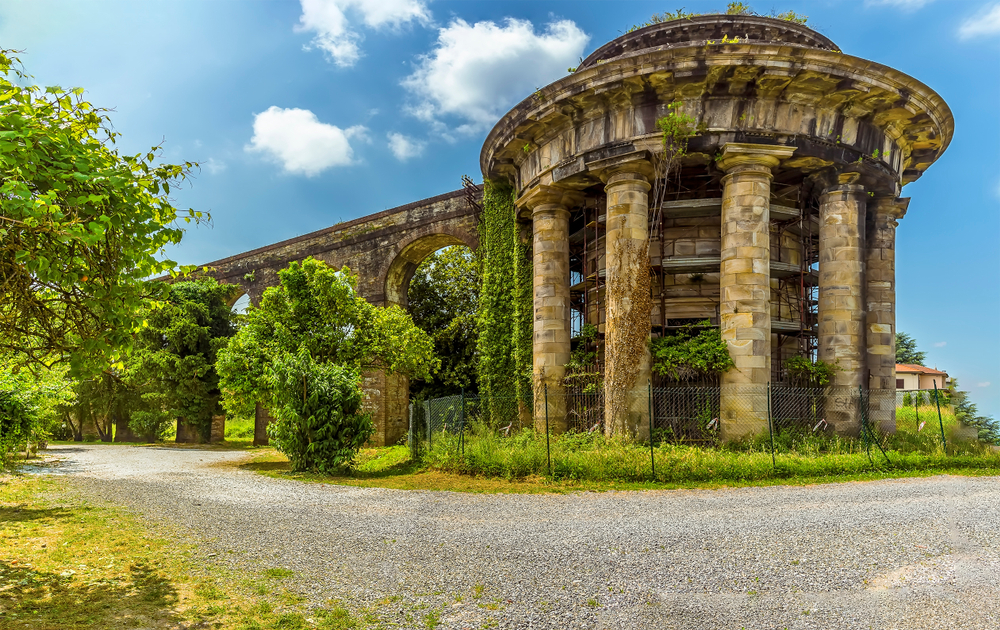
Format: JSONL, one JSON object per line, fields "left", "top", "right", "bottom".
{"left": 382, "top": 229, "right": 477, "bottom": 309}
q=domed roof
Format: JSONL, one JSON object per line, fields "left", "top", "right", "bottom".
{"left": 578, "top": 14, "right": 839, "bottom": 70}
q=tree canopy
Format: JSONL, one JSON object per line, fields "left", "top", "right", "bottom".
{"left": 126, "top": 278, "right": 237, "bottom": 441}
{"left": 216, "top": 258, "right": 438, "bottom": 419}
{"left": 0, "top": 49, "right": 204, "bottom": 375}
{"left": 895, "top": 332, "right": 926, "bottom": 365}
{"left": 407, "top": 246, "right": 479, "bottom": 398}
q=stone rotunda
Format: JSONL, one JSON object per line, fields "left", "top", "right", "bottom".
{"left": 479, "top": 14, "right": 953, "bottom": 439}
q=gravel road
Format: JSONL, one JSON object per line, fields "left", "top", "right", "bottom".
{"left": 36, "top": 444, "right": 1000, "bottom": 630}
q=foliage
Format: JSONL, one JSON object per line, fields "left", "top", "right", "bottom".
{"left": 267, "top": 348, "right": 374, "bottom": 473}
{"left": 68, "top": 369, "right": 137, "bottom": 442}
{"left": 0, "top": 359, "right": 74, "bottom": 465}
{"left": 0, "top": 49, "right": 204, "bottom": 375}
{"left": 650, "top": 321, "right": 734, "bottom": 381}
{"left": 407, "top": 246, "right": 479, "bottom": 399}
{"left": 476, "top": 180, "right": 521, "bottom": 399}
{"left": 895, "top": 332, "right": 926, "bottom": 365}
{"left": 783, "top": 356, "right": 838, "bottom": 387}
{"left": 627, "top": 4, "right": 807, "bottom": 32}
{"left": 125, "top": 278, "right": 237, "bottom": 441}
{"left": 422, "top": 421, "right": 999, "bottom": 484}
{"left": 512, "top": 227, "right": 534, "bottom": 404}
{"left": 217, "top": 258, "right": 437, "bottom": 420}
{"left": 656, "top": 102, "right": 698, "bottom": 157}
{"left": 950, "top": 381, "right": 1000, "bottom": 445}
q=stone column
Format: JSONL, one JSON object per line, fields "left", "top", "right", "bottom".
{"left": 520, "top": 186, "right": 576, "bottom": 434}
{"left": 818, "top": 175, "right": 867, "bottom": 435}
{"left": 867, "top": 197, "right": 909, "bottom": 433}
{"left": 715, "top": 143, "right": 795, "bottom": 440}
{"left": 601, "top": 165, "right": 653, "bottom": 439}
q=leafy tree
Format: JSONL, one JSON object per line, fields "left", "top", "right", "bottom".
{"left": 895, "top": 332, "right": 926, "bottom": 365}
{"left": 950, "top": 381, "right": 1000, "bottom": 445}
{"left": 0, "top": 49, "right": 203, "bottom": 375}
{"left": 407, "top": 246, "right": 479, "bottom": 399}
{"left": 1, "top": 358, "right": 74, "bottom": 465}
{"left": 217, "top": 258, "right": 437, "bottom": 468}
{"left": 127, "top": 278, "right": 237, "bottom": 442}
{"left": 267, "top": 348, "right": 374, "bottom": 473}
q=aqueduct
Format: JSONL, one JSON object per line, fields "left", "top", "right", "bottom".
{"left": 199, "top": 13, "right": 951, "bottom": 446}
{"left": 203, "top": 188, "right": 478, "bottom": 446}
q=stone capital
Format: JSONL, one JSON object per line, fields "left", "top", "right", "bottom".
{"left": 515, "top": 184, "right": 584, "bottom": 212}
{"left": 716, "top": 142, "right": 795, "bottom": 173}
{"left": 873, "top": 196, "right": 910, "bottom": 221}
{"left": 585, "top": 149, "right": 655, "bottom": 183}
{"left": 819, "top": 182, "right": 866, "bottom": 202}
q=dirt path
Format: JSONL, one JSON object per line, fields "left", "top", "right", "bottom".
{"left": 38, "top": 444, "right": 1000, "bottom": 630}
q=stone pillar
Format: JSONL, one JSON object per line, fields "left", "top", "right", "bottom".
{"left": 520, "top": 186, "right": 576, "bottom": 434}
{"left": 867, "top": 197, "right": 909, "bottom": 433}
{"left": 602, "top": 166, "right": 652, "bottom": 438}
{"left": 716, "top": 143, "right": 794, "bottom": 440}
{"left": 818, "top": 175, "right": 867, "bottom": 435}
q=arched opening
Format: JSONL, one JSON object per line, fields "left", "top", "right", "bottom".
{"left": 230, "top": 292, "right": 250, "bottom": 315}
{"left": 384, "top": 233, "right": 472, "bottom": 309}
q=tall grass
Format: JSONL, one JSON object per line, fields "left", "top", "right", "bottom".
{"left": 421, "top": 420, "right": 1000, "bottom": 484}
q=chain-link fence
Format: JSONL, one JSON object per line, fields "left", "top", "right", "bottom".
{"left": 411, "top": 384, "right": 981, "bottom": 478}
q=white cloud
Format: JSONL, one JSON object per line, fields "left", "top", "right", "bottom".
{"left": 203, "top": 158, "right": 226, "bottom": 175}
{"left": 296, "top": 0, "right": 432, "bottom": 67}
{"left": 865, "top": 0, "right": 934, "bottom": 9}
{"left": 933, "top": 341, "right": 947, "bottom": 347}
{"left": 977, "top": 381, "right": 992, "bottom": 388}
{"left": 387, "top": 132, "right": 426, "bottom": 160}
{"left": 959, "top": 3, "right": 1000, "bottom": 39}
{"left": 402, "top": 17, "right": 589, "bottom": 134}
{"left": 246, "top": 106, "right": 367, "bottom": 176}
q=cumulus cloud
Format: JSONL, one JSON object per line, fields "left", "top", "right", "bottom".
{"left": 959, "top": 3, "right": 1000, "bottom": 39}
{"left": 933, "top": 341, "right": 947, "bottom": 347}
{"left": 387, "top": 132, "right": 426, "bottom": 160}
{"left": 246, "top": 106, "right": 367, "bottom": 176}
{"left": 296, "top": 0, "right": 432, "bottom": 67}
{"left": 977, "top": 382, "right": 992, "bottom": 388}
{"left": 402, "top": 17, "right": 589, "bottom": 134}
{"left": 865, "top": 0, "right": 934, "bottom": 9}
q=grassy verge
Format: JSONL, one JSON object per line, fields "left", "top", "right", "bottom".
{"left": 242, "top": 438, "right": 1000, "bottom": 495}
{"left": 0, "top": 474, "right": 363, "bottom": 629}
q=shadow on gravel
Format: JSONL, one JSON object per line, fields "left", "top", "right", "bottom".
{"left": 0, "top": 560, "right": 180, "bottom": 629}
{"left": 0, "top": 505, "right": 73, "bottom": 524}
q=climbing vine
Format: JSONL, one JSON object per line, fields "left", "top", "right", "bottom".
{"left": 512, "top": 225, "right": 533, "bottom": 407}
{"left": 650, "top": 102, "right": 699, "bottom": 231}
{"left": 783, "top": 356, "right": 838, "bottom": 387}
{"left": 476, "top": 179, "right": 529, "bottom": 405}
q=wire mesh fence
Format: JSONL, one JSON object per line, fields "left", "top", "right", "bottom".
{"left": 410, "top": 384, "right": 983, "bottom": 479}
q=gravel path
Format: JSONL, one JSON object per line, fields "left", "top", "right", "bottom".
{"left": 35, "top": 444, "right": 1000, "bottom": 630}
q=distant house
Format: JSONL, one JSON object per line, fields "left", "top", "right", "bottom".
{"left": 895, "top": 364, "right": 950, "bottom": 391}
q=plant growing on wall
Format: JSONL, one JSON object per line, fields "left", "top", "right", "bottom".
{"left": 650, "top": 321, "right": 734, "bottom": 381}
{"left": 649, "top": 101, "right": 699, "bottom": 231}
{"left": 476, "top": 179, "right": 529, "bottom": 404}
{"left": 564, "top": 324, "right": 600, "bottom": 394}
{"left": 782, "top": 356, "right": 838, "bottom": 388}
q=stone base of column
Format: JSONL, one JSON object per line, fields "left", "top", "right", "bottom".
{"left": 824, "top": 389, "right": 861, "bottom": 437}
{"left": 534, "top": 379, "right": 568, "bottom": 435}
{"left": 720, "top": 384, "right": 769, "bottom": 441}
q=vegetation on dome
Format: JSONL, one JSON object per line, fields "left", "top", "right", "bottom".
{"left": 626, "top": 3, "right": 808, "bottom": 34}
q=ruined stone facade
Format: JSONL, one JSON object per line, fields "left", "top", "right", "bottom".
{"left": 201, "top": 14, "right": 951, "bottom": 443}
{"left": 480, "top": 15, "right": 952, "bottom": 437}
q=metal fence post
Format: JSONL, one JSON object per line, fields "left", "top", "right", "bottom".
{"left": 933, "top": 380, "right": 947, "bottom": 453}
{"left": 425, "top": 399, "right": 432, "bottom": 453}
{"left": 544, "top": 383, "right": 551, "bottom": 477}
{"left": 914, "top": 390, "right": 920, "bottom": 432}
{"left": 767, "top": 382, "right": 775, "bottom": 469}
{"left": 408, "top": 402, "right": 415, "bottom": 459}
{"left": 648, "top": 380, "right": 655, "bottom": 481}
{"left": 459, "top": 387, "right": 466, "bottom": 457}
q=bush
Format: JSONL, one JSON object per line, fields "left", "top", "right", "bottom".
{"left": 267, "top": 349, "right": 374, "bottom": 473}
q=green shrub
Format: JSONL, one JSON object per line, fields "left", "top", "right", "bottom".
{"left": 267, "top": 349, "right": 374, "bottom": 473}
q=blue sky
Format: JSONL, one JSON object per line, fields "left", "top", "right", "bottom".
{"left": 1, "top": 0, "right": 997, "bottom": 414}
